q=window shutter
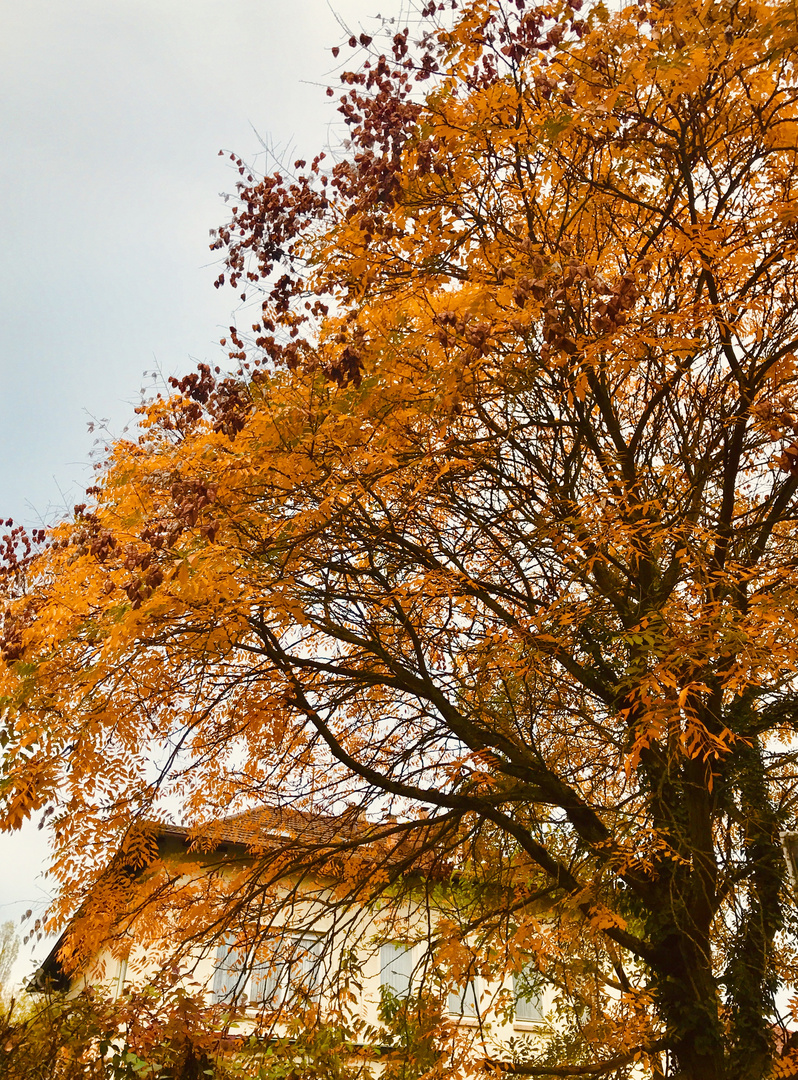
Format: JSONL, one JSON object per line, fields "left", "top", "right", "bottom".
{"left": 380, "top": 943, "right": 413, "bottom": 998}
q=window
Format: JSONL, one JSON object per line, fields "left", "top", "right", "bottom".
{"left": 247, "top": 954, "right": 283, "bottom": 1007}
{"left": 113, "top": 956, "right": 128, "bottom": 1002}
{"left": 448, "top": 976, "right": 480, "bottom": 1017}
{"left": 513, "top": 965, "right": 543, "bottom": 1022}
{"left": 212, "top": 940, "right": 247, "bottom": 1003}
{"left": 212, "top": 934, "right": 323, "bottom": 1007}
{"left": 380, "top": 943, "right": 414, "bottom": 998}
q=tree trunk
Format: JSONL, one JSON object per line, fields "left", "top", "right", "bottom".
{"left": 652, "top": 930, "right": 726, "bottom": 1080}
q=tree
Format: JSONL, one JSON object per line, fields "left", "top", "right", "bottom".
{"left": 0, "top": 921, "right": 20, "bottom": 1000}
{"left": 0, "top": 982, "right": 233, "bottom": 1080}
{"left": 2, "top": 0, "right": 798, "bottom": 1075}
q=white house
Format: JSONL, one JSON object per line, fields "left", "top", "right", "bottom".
{"left": 33, "top": 805, "right": 549, "bottom": 1069}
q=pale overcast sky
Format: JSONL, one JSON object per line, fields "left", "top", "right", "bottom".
{"left": 0, "top": 0, "right": 406, "bottom": 986}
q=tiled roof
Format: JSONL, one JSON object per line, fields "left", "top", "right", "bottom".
{"left": 163, "top": 804, "right": 438, "bottom": 873}
{"left": 153, "top": 805, "right": 371, "bottom": 854}
{"left": 212, "top": 805, "right": 355, "bottom": 849}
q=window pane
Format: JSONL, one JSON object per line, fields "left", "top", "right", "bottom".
{"left": 380, "top": 943, "right": 413, "bottom": 998}
{"left": 513, "top": 968, "right": 543, "bottom": 1021}
{"left": 212, "top": 940, "right": 246, "bottom": 1003}
{"left": 250, "top": 936, "right": 321, "bottom": 1006}
{"left": 448, "top": 978, "right": 479, "bottom": 1016}
{"left": 248, "top": 958, "right": 285, "bottom": 1006}
{"left": 297, "top": 934, "right": 324, "bottom": 997}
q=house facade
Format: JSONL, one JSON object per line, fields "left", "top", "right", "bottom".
{"left": 34, "top": 806, "right": 549, "bottom": 1071}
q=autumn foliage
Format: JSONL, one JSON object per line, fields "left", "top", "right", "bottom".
{"left": 5, "top": 0, "right": 798, "bottom": 1076}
